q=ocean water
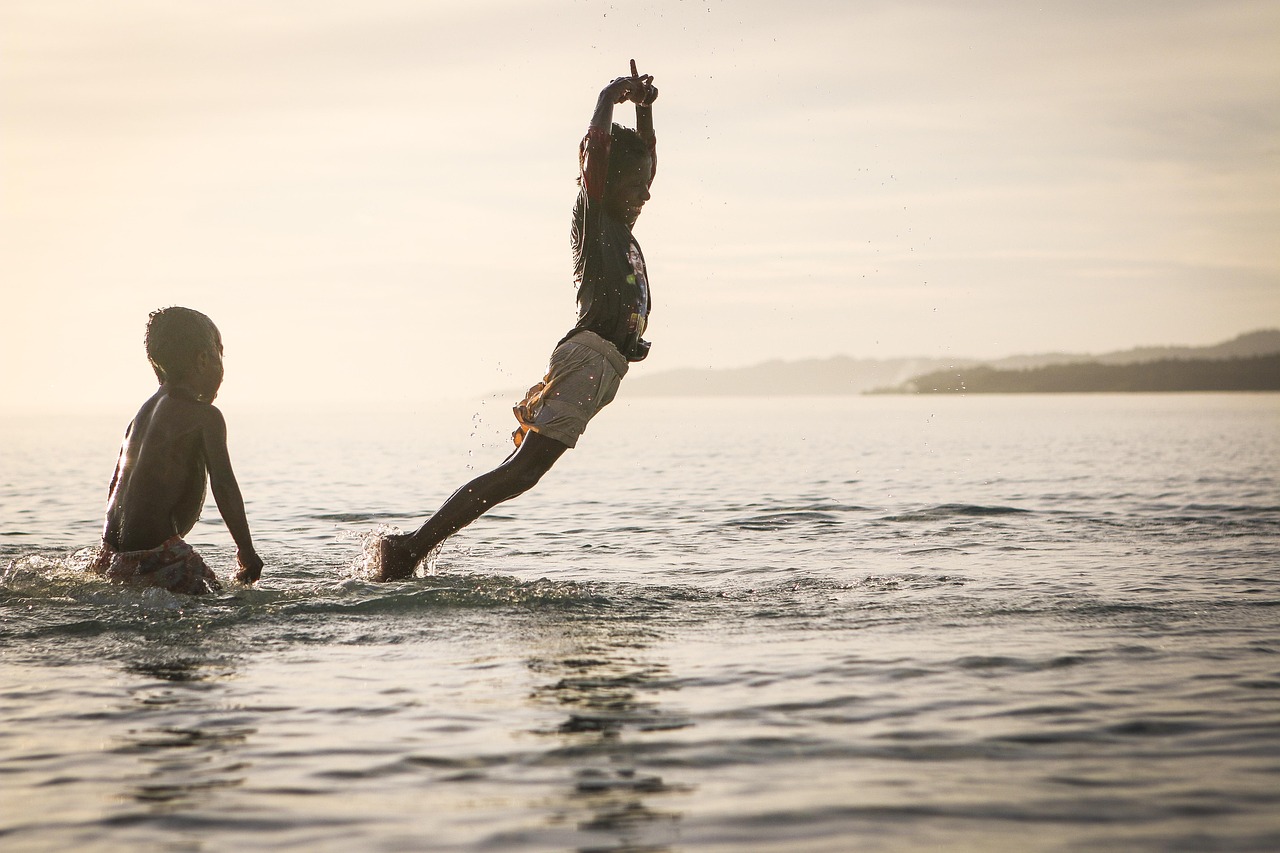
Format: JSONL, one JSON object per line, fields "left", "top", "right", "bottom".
{"left": 2, "top": 393, "right": 1278, "bottom": 852}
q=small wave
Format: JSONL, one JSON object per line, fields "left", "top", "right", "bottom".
{"left": 951, "top": 653, "right": 1089, "bottom": 673}
{"left": 277, "top": 575, "right": 616, "bottom": 617}
{"left": 1185, "top": 503, "right": 1280, "bottom": 514}
{"left": 727, "top": 502, "right": 871, "bottom": 528}
{"left": 723, "top": 502, "right": 872, "bottom": 531}
{"left": 727, "top": 511, "right": 842, "bottom": 530}
{"left": 1131, "top": 501, "right": 1280, "bottom": 521}
{"left": 884, "top": 504, "right": 1031, "bottom": 522}
{"left": 310, "top": 511, "right": 403, "bottom": 522}
{"left": 855, "top": 574, "right": 970, "bottom": 592}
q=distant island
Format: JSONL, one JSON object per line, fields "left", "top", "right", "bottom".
{"left": 883, "top": 353, "right": 1280, "bottom": 394}
{"left": 624, "top": 330, "right": 1280, "bottom": 396}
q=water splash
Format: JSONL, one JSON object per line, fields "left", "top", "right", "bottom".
{"left": 1, "top": 546, "right": 99, "bottom": 589}
{"left": 340, "top": 526, "right": 443, "bottom": 581}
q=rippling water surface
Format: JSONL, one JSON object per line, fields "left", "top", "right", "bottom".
{"left": 2, "top": 394, "right": 1279, "bottom": 851}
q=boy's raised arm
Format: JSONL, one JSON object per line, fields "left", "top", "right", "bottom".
{"left": 590, "top": 71, "right": 656, "bottom": 133}
{"left": 630, "top": 60, "right": 657, "bottom": 145}
{"left": 582, "top": 76, "right": 635, "bottom": 202}
{"left": 583, "top": 69, "right": 658, "bottom": 199}
{"left": 634, "top": 80, "right": 657, "bottom": 178}
{"left": 201, "top": 408, "right": 263, "bottom": 584}
{"left": 590, "top": 76, "right": 638, "bottom": 132}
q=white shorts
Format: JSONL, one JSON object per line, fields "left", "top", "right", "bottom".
{"left": 512, "top": 330, "right": 629, "bottom": 449}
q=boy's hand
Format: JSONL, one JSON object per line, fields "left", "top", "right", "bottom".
{"left": 602, "top": 76, "right": 641, "bottom": 104}
{"left": 634, "top": 79, "right": 658, "bottom": 106}
{"left": 627, "top": 60, "right": 658, "bottom": 106}
{"left": 236, "top": 550, "right": 264, "bottom": 585}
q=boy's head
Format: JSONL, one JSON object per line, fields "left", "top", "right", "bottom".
{"left": 144, "top": 307, "right": 223, "bottom": 393}
{"left": 605, "top": 123, "right": 654, "bottom": 227}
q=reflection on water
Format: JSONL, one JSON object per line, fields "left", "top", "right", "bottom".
{"left": 113, "top": 648, "right": 253, "bottom": 820}
{"left": 527, "top": 618, "right": 690, "bottom": 853}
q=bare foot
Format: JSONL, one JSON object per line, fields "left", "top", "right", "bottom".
{"left": 373, "top": 533, "right": 419, "bottom": 581}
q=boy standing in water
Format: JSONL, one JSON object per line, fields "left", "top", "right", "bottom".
{"left": 375, "top": 65, "right": 659, "bottom": 580}
{"left": 93, "top": 307, "right": 263, "bottom": 594}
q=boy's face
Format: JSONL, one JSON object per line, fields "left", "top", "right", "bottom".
{"left": 605, "top": 155, "right": 653, "bottom": 227}
{"left": 192, "top": 330, "right": 225, "bottom": 403}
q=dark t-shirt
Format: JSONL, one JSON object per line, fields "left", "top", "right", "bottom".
{"left": 565, "top": 126, "right": 656, "bottom": 360}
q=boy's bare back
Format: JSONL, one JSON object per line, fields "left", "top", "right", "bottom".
{"left": 104, "top": 388, "right": 225, "bottom": 552}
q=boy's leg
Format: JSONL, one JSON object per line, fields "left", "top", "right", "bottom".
{"left": 374, "top": 431, "right": 568, "bottom": 581}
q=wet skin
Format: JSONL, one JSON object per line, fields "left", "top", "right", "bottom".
{"left": 374, "top": 430, "right": 568, "bottom": 581}
{"left": 102, "top": 339, "right": 262, "bottom": 583}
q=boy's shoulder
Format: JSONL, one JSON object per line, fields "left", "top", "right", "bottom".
{"left": 138, "top": 389, "right": 225, "bottom": 433}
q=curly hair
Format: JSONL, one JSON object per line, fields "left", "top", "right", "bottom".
{"left": 144, "top": 306, "right": 220, "bottom": 383}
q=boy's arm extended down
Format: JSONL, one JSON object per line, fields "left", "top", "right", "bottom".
{"left": 201, "top": 408, "right": 263, "bottom": 584}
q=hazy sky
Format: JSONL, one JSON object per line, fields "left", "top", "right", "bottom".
{"left": 4, "top": 0, "right": 1278, "bottom": 411}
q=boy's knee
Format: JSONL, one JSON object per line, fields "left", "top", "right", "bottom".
{"left": 508, "top": 461, "right": 550, "bottom": 495}
{"left": 507, "top": 452, "right": 560, "bottom": 495}
{"left": 494, "top": 431, "right": 566, "bottom": 499}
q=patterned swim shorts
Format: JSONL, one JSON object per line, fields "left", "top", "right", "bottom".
{"left": 512, "top": 330, "right": 630, "bottom": 449}
{"left": 92, "top": 535, "right": 222, "bottom": 595}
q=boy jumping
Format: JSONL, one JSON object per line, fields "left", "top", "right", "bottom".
{"left": 93, "top": 307, "right": 263, "bottom": 594}
{"left": 375, "top": 65, "right": 659, "bottom": 580}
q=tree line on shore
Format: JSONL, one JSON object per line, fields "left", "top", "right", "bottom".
{"left": 885, "top": 354, "right": 1280, "bottom": 394}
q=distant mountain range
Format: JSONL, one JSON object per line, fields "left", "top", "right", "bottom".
{"left": 625, "top": 330, "right": 1280, "bottom": 396}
